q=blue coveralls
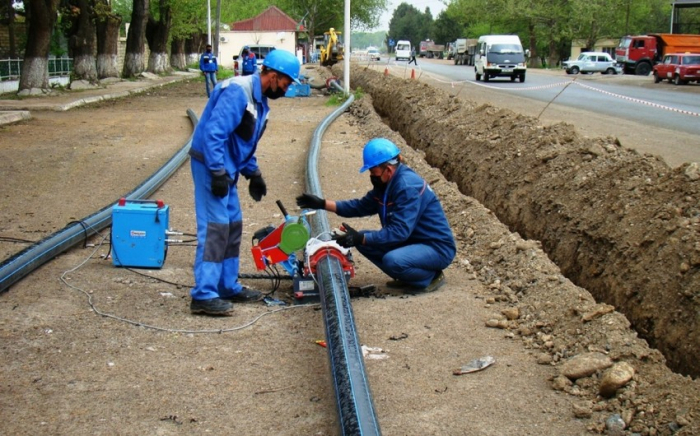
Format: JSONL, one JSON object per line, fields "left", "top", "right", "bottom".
{"left": 189, "top": 75, "right": 269, "bottom": 301}
{"left": 199, "top": 51, "right": 218, "bottom": 97}
{"left": 335, "top": 164, "right": 456, "bottom": 288}
{"left": 241, "top": 53, "right": 257, "bottom": 76}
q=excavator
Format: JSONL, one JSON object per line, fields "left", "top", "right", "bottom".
{"left": 317, "top": 28, "right": 344, "bottom": 66}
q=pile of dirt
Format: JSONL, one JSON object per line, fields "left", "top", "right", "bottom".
{"left": 343, "top": 64, "right": 700, "bottom": 380}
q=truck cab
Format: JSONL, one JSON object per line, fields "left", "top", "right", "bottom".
{"left": 474, "top": 35, "right": 527, "bottom": 82}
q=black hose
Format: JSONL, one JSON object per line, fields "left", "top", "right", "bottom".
{"left": 0, "top": 109, "right": 199, "bottom": 294}
{"left": 306, "top": 96, "right": 382, "bottom": 435}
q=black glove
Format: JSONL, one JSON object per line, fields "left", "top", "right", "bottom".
{"left": 248, "top": 174, "right": 267, "bottom": 202}
{"left": 211, "top": 173, "right": 233, "bottom": 198}
{"left": 333, "top": 222, "right": 363, "bottom": 248}
{"left": 296, "top": 193, "right": 325, "bottom": 210}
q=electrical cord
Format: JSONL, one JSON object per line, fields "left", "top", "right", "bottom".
{"left": 60, "top": 235, "right": 319, "bottom": 334}
{"left": 0, "top": 236, "right": 35, "bottom": 244}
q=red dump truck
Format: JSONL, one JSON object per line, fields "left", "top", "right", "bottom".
{"left": 418, "top": 40, "right": 445, "bottom": 59}
{"left": 615, "top": 33, "right": 700, "bottom": 75}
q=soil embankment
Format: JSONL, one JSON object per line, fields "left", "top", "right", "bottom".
{"left": 344, "top": 64, "right": 700, "bottom": 378}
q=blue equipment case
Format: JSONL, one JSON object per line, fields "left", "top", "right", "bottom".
{"left": 111, "top": 199, "right": 169, "bottom": 268}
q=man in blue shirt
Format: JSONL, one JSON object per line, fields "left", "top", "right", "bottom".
{"left": 199, "top": 44, "right": 218, "bottom": 97}
{"left": 189, "top": 49, "right": 301, "bottom": 316}
{"left": 241, "top": 46, "right": 257, "bottom": 76}
{"left": 297, "top": 138, "right": 456, "bottom": 293}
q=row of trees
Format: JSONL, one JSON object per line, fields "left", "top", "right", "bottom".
{"left": 386, "top": 0, "right": 675, "bottom": 66}
{"left": 11, "top": 0, "right": 387, "bottom": 93}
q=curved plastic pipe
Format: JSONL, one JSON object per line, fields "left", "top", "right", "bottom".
{"left": 306, "top": 97, "right": 382, "bottom": 435}
{"left": 0, "top": 109, "right": 199, "bottom": 294}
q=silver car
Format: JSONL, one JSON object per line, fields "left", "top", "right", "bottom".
{"left": 562, "top": 52, "right": 622, "bottom": 75}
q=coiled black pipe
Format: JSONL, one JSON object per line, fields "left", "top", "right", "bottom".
{"left": 306, "top": 94, "right": 382, "bottom": 435}
{"left": 0, "top": 109, "right": 198, "bottom": 294}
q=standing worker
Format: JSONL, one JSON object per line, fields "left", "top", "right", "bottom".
{"left": 296, "top": 138, "right": 456, "bottom": 293}
{"left": 199, "top": 44, "right": 218, "bottom": 97}
{"left": 241, "top": 46, "right": 257, "bottom": 76}
{"left": 189, "top": 49, "right": 301, "bottom": 316}
{"left": 408, "top": 47, "right": 418, "bottom": 65}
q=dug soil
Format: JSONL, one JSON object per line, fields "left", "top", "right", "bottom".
{"left": 0, "top": 64, "right": 698, "bottom": 435}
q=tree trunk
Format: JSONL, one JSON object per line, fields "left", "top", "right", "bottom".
{"left": 4, "top": 0, "right": 18, "bottom": 57}
{"left": 527, "top": 22, "right": 538, "bottom": 68}
{"left": 65, "top": 0, "right": 97, "bottom": 82}
{"left": 170, "top": 38, "right": 186, "bottom": 70}
{"left": 95, "top": 0, "right": 122, "bottom": 79}
{"left": 122, "top": 0, "right": 149, "bottom": 78}
{"left": 185, "top": 34, "right": 204, "bottom": 66}
{"left": 145, "top": 0, "right": 171, "bottom": 74}
{"left": 18, "top": 0, "right": 60, "bottom": 94}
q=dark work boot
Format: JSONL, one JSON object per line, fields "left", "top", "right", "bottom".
{"left": 190, "top": 298, "right": 234, "bottom": 316}
{"left": 222, "top": 286, "right": 263, "bottom": 303}
{"left": 406, "top": 271, "right": 446, "bottom": 295}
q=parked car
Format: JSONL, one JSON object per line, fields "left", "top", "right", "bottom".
{"left": 367, "top": 47, "right": 381, "bottom": 61}
{"left": 653, "top": 52, "right": 700, "bottom": 85}
{"left": 562, "top": 52, "right": 622, "bottom": 75}
{"left": 233, "top": 45, "right": 276, "bottom": 75}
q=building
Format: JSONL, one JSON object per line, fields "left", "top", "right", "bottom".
{"left": 217, "top": 6, "right": 300, "bottom": 67}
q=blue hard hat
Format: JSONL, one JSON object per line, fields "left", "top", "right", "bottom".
{"left": 359, "top": 138, "right": 401, "bottom": 173}
{"left": 243, "top": 45, "right": 249, "bottom": 50}
{"left": 262, "top": 49, "right": 301, "bottom": 84}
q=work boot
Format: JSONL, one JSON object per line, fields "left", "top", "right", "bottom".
{"left": 222, "top": 286, "right": 263, "bottom": 303}
{"left": 190, "top": 298, "right": 234, "bottom": 316}
{"left": 406, "top": 271, "right": 446, "bottom": 295}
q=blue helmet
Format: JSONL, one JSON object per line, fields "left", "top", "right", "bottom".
{"left": 243, "top": 45, "right": 250, "bottom": 50}
{"left": 262, "top": 49, "right": 301, "bottom": 84}
{"left": 359, "top": 138, "right": 401, "bottom": 173}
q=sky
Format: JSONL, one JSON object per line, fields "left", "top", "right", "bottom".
{"left": 376, "top": 0, "right": 447, "bottom": 31}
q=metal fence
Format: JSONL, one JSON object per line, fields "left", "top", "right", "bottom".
{"left": 0, "top": 57, "right": 74, "bottom": 81}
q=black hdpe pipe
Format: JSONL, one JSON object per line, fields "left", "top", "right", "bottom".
{"left": 0, "top": 109, "right": 199, "bottom": 294}
{"left": 306, "top": 94, "right": 382, "bottom": 435}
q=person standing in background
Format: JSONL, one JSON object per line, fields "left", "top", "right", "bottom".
{"left": 199, "top": 44, "right": 218, "bottom": 97}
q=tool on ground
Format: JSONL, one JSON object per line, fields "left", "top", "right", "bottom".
{"left": 251, "top": 200, "right": 355, "bottom": 303}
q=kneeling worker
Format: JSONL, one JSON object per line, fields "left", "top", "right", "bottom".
{"left": 296, "top": 138, "right": 456, "bottom": 293}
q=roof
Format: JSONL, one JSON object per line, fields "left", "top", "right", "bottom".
{"left": 231, "top": 6, "right": 298, "bottom": 32}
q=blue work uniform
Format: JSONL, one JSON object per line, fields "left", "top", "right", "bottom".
{"left": 241, "top": 52, "right": 257, "bottom": 75}
{"left": 199, "top": 51, "right": 218, "bottom": 97}
{"left": 335, "top": 164, "right": 456, "bottom": 288}
{"left": 189, "top": 74, "right": 269, "bottom": 301}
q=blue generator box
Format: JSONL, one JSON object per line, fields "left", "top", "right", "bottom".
{"left": 111, "top": 199, "right": 169, "bottom": 268}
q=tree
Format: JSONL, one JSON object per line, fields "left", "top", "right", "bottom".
{"left": 433, "top": 10, "right": 463, "bottom": 45}
{"left": 18, "top": 0, "right": 60, "bottom": 94}
{"left": 122, "top": 0, "right": 148, "bottom": 77}
{"left": 387, "top": 3, "right": 429, "bottom": 49}
{"left": 61, "top": 0, "right": 98, "bottom": 82}
{"left": 95, "top": 0, "right": 122, "bottom": 78}
{"left": 145, "top": 0, "right": 171, "bottom": 73}
{"left": 1, "top": 0, "right": 25, "bottom": 57}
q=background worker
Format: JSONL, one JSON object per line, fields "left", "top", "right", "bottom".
{"left": 199, "top": 44, "right": 218, "bottom": 97}
{"left": 241, "top": 45, "right": 257, "bottom": 76}
{"left": 189, "top": 49, "right": 301, "bottom": 316}
{"left": 296, "top": 138, "right": 456, "bottom": 293}
{"left": 408, "top": 47, "right": 418, "bottom": 65}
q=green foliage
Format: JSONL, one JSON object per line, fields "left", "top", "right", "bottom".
{"left": 351, "top": 31, "right": 387, "bottom": 51}
{"left": 325, "top": 87, "right": 364, "bottom": 106}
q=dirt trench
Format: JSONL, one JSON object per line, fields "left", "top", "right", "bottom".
{"left": 341, "top": 64, "right": 700, "bottom": 378}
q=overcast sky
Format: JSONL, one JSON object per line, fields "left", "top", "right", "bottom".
{"left": 375, "top": 0, "right": 447, "bottom": 31}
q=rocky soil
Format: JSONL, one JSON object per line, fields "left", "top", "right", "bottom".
{"left": 0, "top": 64, "right": 698, "bottom": 435}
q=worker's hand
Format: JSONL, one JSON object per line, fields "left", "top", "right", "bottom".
{"left": 248, "top": 174, "right": 267, "bottom": 202}
{"left": 334, "top": 222, "right": 363, "bottom": 248}
{"left": 296, "top": 193, "right": 325, "bottom": 210}
{"left": 211, "top": 173, "right": 233, "bottom": 198}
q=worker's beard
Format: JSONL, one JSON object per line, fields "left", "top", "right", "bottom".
{"left": 264, "top": 86, "right": 286, "bottom": 100}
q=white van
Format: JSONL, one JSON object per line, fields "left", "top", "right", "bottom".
{"left": 395, "top": 40, "right": 411, "bottom": 61}
{"left": 474, "top": 35, "right": 527, "bottom": 82}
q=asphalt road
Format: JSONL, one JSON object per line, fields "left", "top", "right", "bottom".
{"left": 392, "top": 58, "right": 700, "bottom": 138}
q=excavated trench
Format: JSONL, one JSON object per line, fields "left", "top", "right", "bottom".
{"left": 344, "top": 65, "right": 700, "bottom": 378}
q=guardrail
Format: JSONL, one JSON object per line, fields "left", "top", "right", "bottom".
{"left": 0, "top": 57, "right": 74, "bottom": 81}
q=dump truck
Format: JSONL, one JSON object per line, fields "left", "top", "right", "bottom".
{"left": 453, "top": 38, "right": 478, "bottom": 65}
{"left": 418, "top": 40, "right": 445, "bottom": 59}
{"left": 615, "top": 33, "right": 700, "bottom": 75}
